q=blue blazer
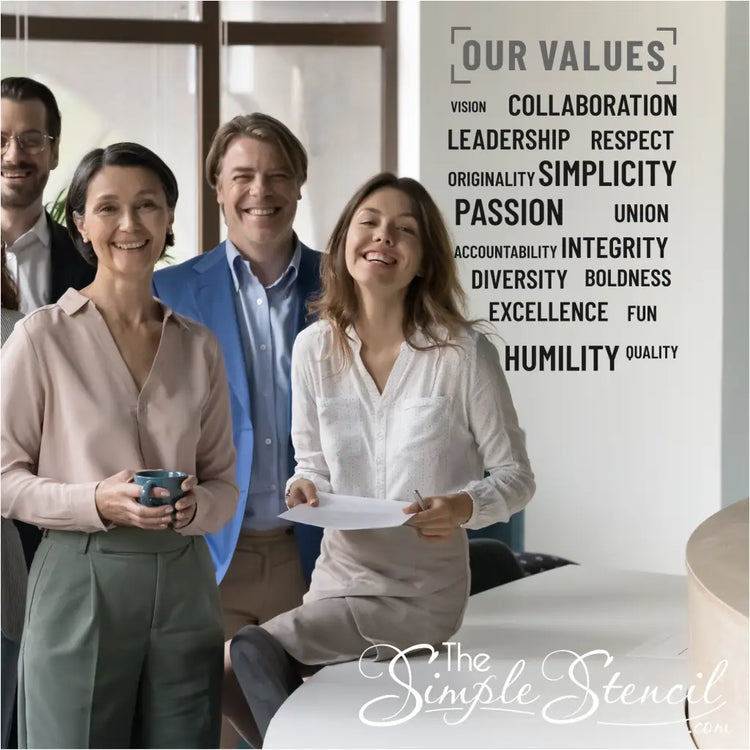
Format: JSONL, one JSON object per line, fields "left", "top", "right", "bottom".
{"left": 153, "top": 242, "right": 324, "bottom": 583}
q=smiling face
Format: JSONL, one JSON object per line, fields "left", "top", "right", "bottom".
{"left": 73, "top": 165, "right": 173, "bottom": 280}
{"left": 215, "top": 135, "right": 300, "bottom": 259}
{"left": 344, "top": 187, "right": 423, "bottom": 300}
{"left": 1, "top": 97, "right": 59, "bottom": 211}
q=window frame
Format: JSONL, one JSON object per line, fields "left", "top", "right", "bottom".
{"left": 0, "top": 1, "right": 398, "bottom": 250}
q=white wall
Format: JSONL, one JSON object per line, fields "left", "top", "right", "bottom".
{"left": 408, "top": 1, "right": 740, "bottom": 574}
{"left": 721, "top": 0, "right": 749, "bottom": 508}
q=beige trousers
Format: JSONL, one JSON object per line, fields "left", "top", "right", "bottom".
{"left": 219, "top": 528, "right": 306, "bottom": 748}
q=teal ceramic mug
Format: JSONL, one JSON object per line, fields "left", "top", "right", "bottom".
{"left": 134, "top": 470, "right": 188, "bottom": 508}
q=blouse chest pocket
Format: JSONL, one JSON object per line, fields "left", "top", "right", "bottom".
{"left": 388, "top": 396, "right": 452, "bottom": 460}
{"left": 316, "top": 396, "right": 364, "bottom": 461}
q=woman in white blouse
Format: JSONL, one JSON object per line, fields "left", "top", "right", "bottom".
{"left": 228, "top": 173, "right": 535, "bottom": 744}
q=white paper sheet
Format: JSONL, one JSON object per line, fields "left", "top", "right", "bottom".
{"left": 278, "top": 492, "right": 411, "bottom": 530}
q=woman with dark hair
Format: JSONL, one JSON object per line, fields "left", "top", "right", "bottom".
{"left": 228, "top": 173, "right": 535, "bottom": 744}
{"left": 1, "top": 142, "right": 238, "bottom": 748}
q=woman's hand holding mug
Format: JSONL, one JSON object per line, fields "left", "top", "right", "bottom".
{"left": 94, "top": 469, "right": 199, "bottom": 530}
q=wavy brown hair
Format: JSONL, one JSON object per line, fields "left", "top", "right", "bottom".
{"left": 311, "top": 172, "right": 476, "bottom": 368}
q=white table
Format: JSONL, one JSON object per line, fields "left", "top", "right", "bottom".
{"left": 265, "top": 566, "right": 698, "bottom": 748}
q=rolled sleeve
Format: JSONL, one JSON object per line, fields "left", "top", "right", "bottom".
{"left": 460, "top": 334, "right": 536, "bottom": 530}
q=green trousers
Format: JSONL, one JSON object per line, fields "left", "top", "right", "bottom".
{"left": 18, "top": 527, "right": 224, "bottom": 749}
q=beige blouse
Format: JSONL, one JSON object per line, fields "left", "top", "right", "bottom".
{"left": 1, "top": 288, "right": 238, "bottom": 535}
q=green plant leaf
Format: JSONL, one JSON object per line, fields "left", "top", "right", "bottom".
{"left": 45, "top": 186, "right": 68, "bottom": 224}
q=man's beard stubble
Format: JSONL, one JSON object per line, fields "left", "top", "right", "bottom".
{"left": 1, "top": 160, "right": 49, "bottom": 210}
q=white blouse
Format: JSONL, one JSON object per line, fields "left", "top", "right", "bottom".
{"left": 287, "top": 321, "right": 535, "bottom": 528}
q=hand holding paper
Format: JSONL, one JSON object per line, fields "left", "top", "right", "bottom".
{"left": 279, "top": 491, "right": 410, "bottom": 530}
{"left": 285, "top": 478, "right": 319, "bottom": 508}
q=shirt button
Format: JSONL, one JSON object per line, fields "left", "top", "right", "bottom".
{"left": 265, "top": 438, "right": 272, "bottom": 445}
{"left": 259, "top": 344, "right": 267, "bottom": 351}
{"left": 256, "top": 298, "right": 263, "bottom": 306}
{"left": 270, "top": 484, "right": 277, "bottom": 491}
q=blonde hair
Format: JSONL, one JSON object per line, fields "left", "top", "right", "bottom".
{"left": 312, "top": 172, "right": 477, "bottom": 368}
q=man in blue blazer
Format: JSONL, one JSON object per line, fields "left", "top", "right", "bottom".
{"left": 153, "top": 115, "right": 323, "bottom": 675}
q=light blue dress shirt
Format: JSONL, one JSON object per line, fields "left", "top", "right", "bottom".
{"left": 226, "top": 239, "right": 303, "bottom": 530}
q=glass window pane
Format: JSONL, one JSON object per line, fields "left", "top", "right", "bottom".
{"left": 220, "top": 45, "right": 382, "bottom": 252}
{"left": 221, "top": 1, "right": 382, "bottom": 23}
{"left": 2, "top": 1, "right": 199, "bottom": 20}
{"left": 2, "top": 40, "right": 200, "bottom": 264}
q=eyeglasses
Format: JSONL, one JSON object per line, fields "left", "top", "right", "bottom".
{"left": 1, "top": 131, "right": 56, "bottom": 156}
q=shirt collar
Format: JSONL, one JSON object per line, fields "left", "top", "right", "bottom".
{"left": 7, "top": 211, "right": 51, "bottom": 253}
{"left": 57, "top": 287, "right": 189, "bottom": 329}
{"left": 33, "top": 210, "right": 51, "bottom": 247}
{"left": 225, "top": 235, "right": 302, "bottom": 293}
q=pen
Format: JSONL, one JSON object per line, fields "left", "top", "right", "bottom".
{"left": 413, "top": 489, "right": 426, "bottom": 511}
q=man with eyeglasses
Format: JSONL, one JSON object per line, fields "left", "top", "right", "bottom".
{"left": 1, "top": 77, "right": 95, "bottom": 314}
